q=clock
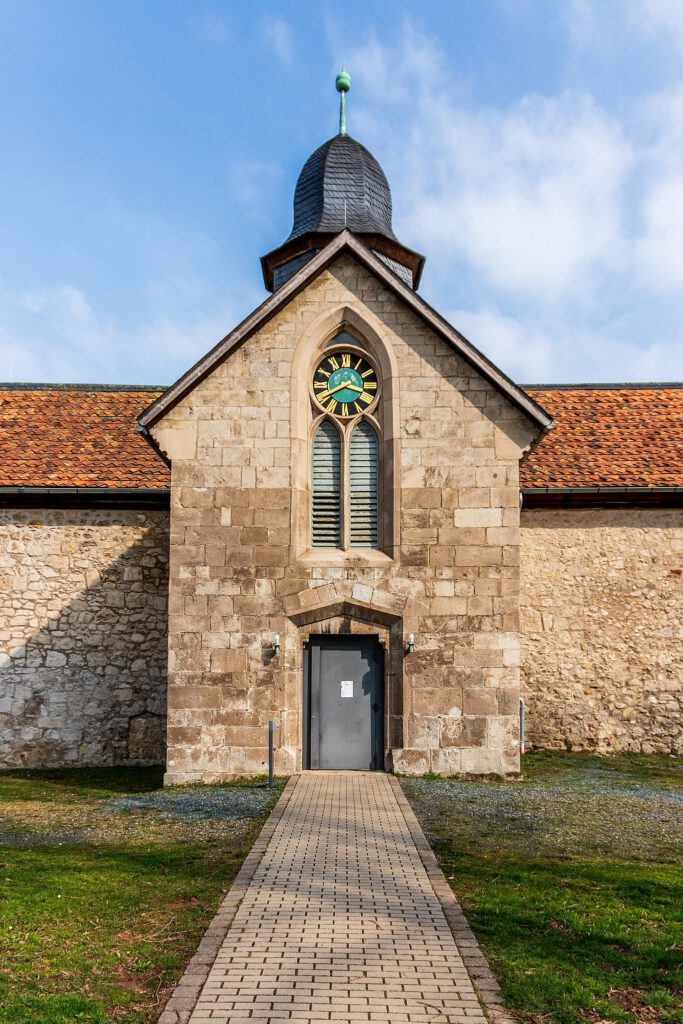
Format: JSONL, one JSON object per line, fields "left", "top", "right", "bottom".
{"left": 312, "top": 351, "right": 379, "bottom": 417}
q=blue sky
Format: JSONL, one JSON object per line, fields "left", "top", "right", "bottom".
{"left": 1, "top": 0, "right": 682, "bottom": 385}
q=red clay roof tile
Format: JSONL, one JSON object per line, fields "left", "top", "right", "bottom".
{"left": 0, "top": 387, "right": 168, "bottom": 489}
{"left": 522, "top": 386, "right": 683, "bottom": 489}
{"left": 0, "top": 383, "right": 680, "bottom": 492}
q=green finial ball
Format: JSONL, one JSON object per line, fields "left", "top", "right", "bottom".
{"left": 336, "top": 68, "right": 351, "bottom": 93}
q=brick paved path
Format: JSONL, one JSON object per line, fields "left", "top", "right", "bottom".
{"left": 188, "top": 772, "right": 487, "bottom": 1023}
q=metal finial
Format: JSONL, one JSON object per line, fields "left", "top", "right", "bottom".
{"left": 336, "top": 66, "right": 351, "bottom": 135}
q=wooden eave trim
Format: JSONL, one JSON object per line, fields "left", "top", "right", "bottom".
{"left": 521, "top": 486, "right": 683, "bottom": 509}
{"left": 260, "top": 232, "right": 426, "bottom": 290}
{"left": 0, "top": 486, "right": 170, "bottom": 510}
{"left": 138, "top": 231, "right": 552, "bottom": 432}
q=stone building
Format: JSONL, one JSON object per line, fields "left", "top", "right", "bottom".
{"left": 1, "top": 91, "right": 681, "bottom": 778}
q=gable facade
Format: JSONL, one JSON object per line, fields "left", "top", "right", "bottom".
{"left": 147, "top": 251, "right": 540, "bottom": 780}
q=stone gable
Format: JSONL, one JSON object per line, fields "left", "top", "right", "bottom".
{"left": 152, "top": 252, "right": 540, "bottom": 781}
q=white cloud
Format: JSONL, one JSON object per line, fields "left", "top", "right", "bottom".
{"left": 350, "top": 32, "right": 631, "bottom": 303}
{"left": 635, "top": 175, "right": 683, "bottom": 290}
{"left": 5, "top": 18, "right": 682, "bottom": 388}
{"left": 262, "top": 17, "right": 293, "bottom": 66}
{"left": 344, "top": 24, "right": 683, "bottom": 381}
{"left": 630, "top": 86, "right": 683, "bottom": 291}
{"left": 636, "top": 84, "right": 683, "bottom": 165}
{"left": 447, "top": 306, "right": 682, "bottom": 384}
{"left": 0, "top": 280, "right": 245, "bottom": 385}
{"left": 23, "top": 285, "right": 98, "bottom": 332}
{"left": 566, "top": 0, "right": 683, "bottom": 53}
{"left": 231, "top": 160, "right": 282, "bottom": 210}
{"left": 191, "top": 11, "right": 231, "bottom": 46}
{"left": 448, "top": 307, "right": 555, "bottom": 383}
{"left": 631, "top": 0, "right": 683, "bottom": 52}
{"left": 423, "top": 96, "right": 628, "bottom": 299}
{"left": 340, "top": 28, "right": 441, "bottom": 105}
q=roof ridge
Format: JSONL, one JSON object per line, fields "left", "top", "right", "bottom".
{"left": 524, "top": 382, "right": 683, "bottom": 390}
{"left": 3, "top": 381, "right": 681, "bottom": 395}
{"left": 0, "top": 382, "right": 167, "bottom": 392}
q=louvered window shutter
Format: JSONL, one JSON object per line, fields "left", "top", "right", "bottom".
{"left": 311, "top": 421, "right": 342, "bottom": 547}
{"left": 348, "top": 422, "right": 379, "bottom": 548}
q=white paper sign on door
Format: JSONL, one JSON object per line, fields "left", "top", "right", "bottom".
{"left": 340, "top": 680, "right": 354, "bottom": 699}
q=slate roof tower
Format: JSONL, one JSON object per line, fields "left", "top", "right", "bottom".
{"left": 261, "top": 69, "right": 425, "bottom": 291}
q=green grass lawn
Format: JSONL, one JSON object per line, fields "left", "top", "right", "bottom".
{"left": 0, "top": 767, "right": 282, "bottom": 1024}
{"left": 403, "top": 752, "right": 683, "bottom": 1024}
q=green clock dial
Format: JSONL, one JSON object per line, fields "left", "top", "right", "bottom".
{"left": 312, "top": 351, "right": 379, "bottom": 417}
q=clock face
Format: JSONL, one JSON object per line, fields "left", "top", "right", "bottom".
{"left": 312, "top": 351, "right": 379, "bottom": 417}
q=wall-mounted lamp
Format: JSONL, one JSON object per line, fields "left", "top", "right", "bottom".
{"left": 273, "top": 633, "right": 281, "bottom": 656}
{"left": 406, "top": 633, "right": 415, "bottom": 654}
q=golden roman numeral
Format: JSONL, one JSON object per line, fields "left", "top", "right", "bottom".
{"left": 360, "top": 391, "right": 373, "bottom": 404}
{"left": 342, "top": 403, "right": 349, "bottom": 416}
{"left": 354, "top": 401, "right": 362, "bottom": 413}
{"left": 354, "top": 357, "right": 362, "bottom": 369}
{"left": 316, "top": 390, "right": 332, "bottom": 403}
{"left": 341, "top": 353, "right": 351, "bottom": 367}
{"left": 361, "top": 368, "right": 374, "bottom": 378}
{"left": 328, "top": 355, "right": 339, "bottom": 370}
{"left": 326, "top": 398, "right": 338, "bottom": 413}
{"left": 364, "top": 381, "right": 377, "bottom": 390}
{"left": 313, "top": 380, "right": 326, "bottom": 389}
{"left": 319, "top": 368, "right": 330, "bottom": 378}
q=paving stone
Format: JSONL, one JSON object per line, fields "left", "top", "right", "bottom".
{"left": 187, "top": 773, "right": 488, "bottom": 1023}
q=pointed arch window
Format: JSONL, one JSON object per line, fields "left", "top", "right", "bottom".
{"left": 311, "top": 420, "right": 342, "bottom": 548}
{"left": 349, "top": 421, "right": 379, "bottom": 548}
{"left": 311, "top": 417, "right": 380, "bottom": 550}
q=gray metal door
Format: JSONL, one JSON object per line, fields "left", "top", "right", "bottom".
{"left": 305, "top": 636, "right": 384, "bottom": 770}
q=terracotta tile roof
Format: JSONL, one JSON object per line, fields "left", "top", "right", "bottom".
{"left": 522, "top": 384, "right": 683, "bottom": 489}
{"left": 0, "top": 385, "right": 168, "bottom": 489}
{"left": 0, "top": 382, "right": 680, "bottom": 492}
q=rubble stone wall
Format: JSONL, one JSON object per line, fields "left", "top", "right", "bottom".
{"left": 0, "top": 508, "right": 169, "bottom": 767}
{"left": 520, "top": 507, "right": 683, "bottom": 754}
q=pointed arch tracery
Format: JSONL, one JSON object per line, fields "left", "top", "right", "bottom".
{"left": 290, "top": 303, "right": 399, "bottom": 560}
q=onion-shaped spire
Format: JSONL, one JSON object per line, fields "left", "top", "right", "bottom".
{"left": 260, "top": 70, "right": 425, "bottom": 292}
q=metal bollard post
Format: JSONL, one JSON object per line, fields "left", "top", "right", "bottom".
{"left": 519, "top": 697, "right": 526, "bottom": 756}
{"left": 268, "top": 720, "right": 275, "bottom": 787}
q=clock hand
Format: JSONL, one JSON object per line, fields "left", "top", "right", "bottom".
{"left": 327, "top": 381, "right": 363, "bottom": 395}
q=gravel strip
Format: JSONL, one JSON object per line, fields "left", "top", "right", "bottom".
{"left": 109, "top": 786, "right": 277, "bottom": 822}
{"left": 403, "top": 760, "right": 683, "bottom": 861}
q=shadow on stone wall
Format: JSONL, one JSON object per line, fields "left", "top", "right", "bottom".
{"left": 0, "top": 512, "right": 169, "bottom": 769}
